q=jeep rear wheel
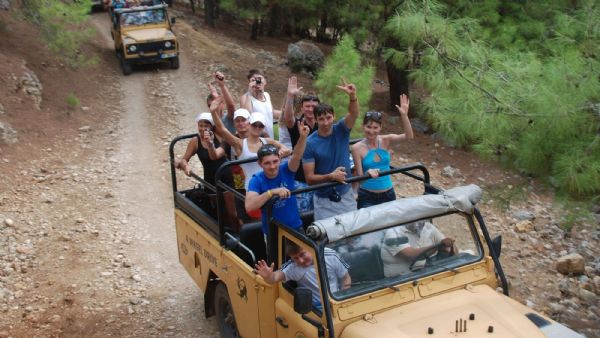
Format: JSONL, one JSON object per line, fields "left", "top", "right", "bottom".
{"left": 214, "top": 283, "right": 240, "bottom": 338}
{"left": 120, "top": 57, "right": 132, "bottom": 75}
{"left": 170, "top": 56, "right": 180, "bottom": 69}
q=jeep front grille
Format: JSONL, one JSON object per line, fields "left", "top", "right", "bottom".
{"left": 130, "top": 41, "right": 176, "bottom": 54}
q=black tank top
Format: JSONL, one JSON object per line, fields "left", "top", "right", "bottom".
{"left": 196, "top": 135, "right": 230, "bottom": 186}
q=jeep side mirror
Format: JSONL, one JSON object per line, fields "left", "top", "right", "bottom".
{"left": 491, "top": 235, "right": 502, "bottom": 258}
{"left": 171, "top": 17, "right": 176, "bottom": 24}
{"left": 293, "top": 287, "right": 312, "bottom": 315}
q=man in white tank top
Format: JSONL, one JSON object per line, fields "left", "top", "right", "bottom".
{"left": 240, "top": 69, "right": 281, "bottom": 140}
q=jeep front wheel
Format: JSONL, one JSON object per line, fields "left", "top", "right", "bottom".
{"left": 120, "top": 57, "right": 132, "bottom": 75}
{"left": 170, "top": 56, "right": 180, "bottom": 70}
{"left": 214, "top": 283, "right": 240, "bottom": 338}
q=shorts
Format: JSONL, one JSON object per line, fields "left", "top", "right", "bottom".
{"left": 357, "top": 187, "right": 396, "bottom": 209}
{"left": 314, "top": 188, "right": 357, "bottom": 221}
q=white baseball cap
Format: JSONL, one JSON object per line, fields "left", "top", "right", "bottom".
{"left": 249, "top": 112, "right": 267, "bottom": 126}
{"left": 195, "top": 112, "right": 214, "bottom": 125}
{"left": 233, "top": 108, "right": 250, "bottom": 121}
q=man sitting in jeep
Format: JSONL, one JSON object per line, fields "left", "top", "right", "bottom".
{"left": 380, "top": 220, "right": 457, "bottom": 277}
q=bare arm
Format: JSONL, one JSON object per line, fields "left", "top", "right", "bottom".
{"left": 254, "top": 260, "right": 286, "bottom": 284}
{"left": 351, "top": 143, "right": 365, "bottom": 177}
{"left": 215, "top": 72, "right": 236, "bottom": 121}
{"left": 240, "top": 92, "right": 252, "bottom": 112}
{"left": 341, "top": 272, "right": 351, "bottom": 290}
{"left": 288, "top": 122, "right": 309, "bottom": 172}
{"left": 245, "top": 187, "right": 291, "bottom": 212}
{"left": 382, "top": 94, "right": 414, "bottom": 143}
{"left": 303, "top": 162, "right": 347, "bottom": 185}
{"left": 336, "top": 79, "right": 359, "bottom": 130}
{"left": 283, "top": 76, "right": 302, "bottom": 129}
{"left": 209, "top": 97, "right": 242, "bottom": 155}
{"left": 175, "top": 137, "right": 198, "bottom": 176}
{"left": 265, "top": 138, "right": 291, "bottom": 157}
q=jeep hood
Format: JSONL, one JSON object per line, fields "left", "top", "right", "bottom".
{"left": 339, "top": 285, "right": 583, "bottom": 338}
{"left": 124, "top": 28, "right": 174, "bottom": 42}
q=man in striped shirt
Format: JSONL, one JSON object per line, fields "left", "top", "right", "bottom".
{"left": 255, "top": 240, "right": 351, "bottom": 311}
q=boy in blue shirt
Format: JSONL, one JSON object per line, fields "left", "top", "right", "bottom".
{"left": 246, "top": 122, "right": 310, "bottom": 235}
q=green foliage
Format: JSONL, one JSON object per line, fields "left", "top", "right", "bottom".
{"left": 314, "top": 35, "right": 375, "bottom": 137}
{"left": 66, "top": 92, "right": 80, "bottom": 109}
{"left": 385, "top": 0, "right": 600, "bottom": 199}
{"left": 22, "top": 0, "right": 97, "bottom": 67}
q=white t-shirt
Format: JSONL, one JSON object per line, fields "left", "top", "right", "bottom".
{"left": 249, "top": 92, "right": 274, "bottom": 139}
{"left": 281, "top": 248, "right": 348, "bottom": 311}
{"left": 380, "top": 222, "right": 445, "bottom": 277}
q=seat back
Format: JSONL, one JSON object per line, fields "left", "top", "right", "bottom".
{"left": 341, "top": 246, "right": 384, "bottom": 283}
{"left": 239, "top": 221, "right": 267, "bottom": 264}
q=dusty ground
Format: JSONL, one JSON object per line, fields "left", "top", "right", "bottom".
{"left": 0, "top": 2, "right": 598, "bottom": 337}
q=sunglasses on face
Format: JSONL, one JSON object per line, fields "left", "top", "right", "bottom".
{"left": 257, "top": 144, "right": 279, "bottom": 157}
{"left": 364, "top": 111, "right": 383, "bottom": 122}
{"left": 251, "top": 123, "right": 265, "bottom": 129}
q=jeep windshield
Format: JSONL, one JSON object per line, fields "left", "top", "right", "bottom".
{"left": 120, "top": 9, "right": 166, "bottom": 26}
{"left": 326, "top": 212, "right": 483, "bottom": 298}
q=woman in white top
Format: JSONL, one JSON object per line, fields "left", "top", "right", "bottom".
{"left": 209, "top": 97, "right": 290, "bottom": 190}
{"left": 240, "top": 70, "right": 281, "bottom": 139}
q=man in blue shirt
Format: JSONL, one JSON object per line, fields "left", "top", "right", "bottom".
{"left": 302, "top": 80, "right": 360, "bottom": 220}
{"left": 246, "top": 122, "right": 310, "bottom": 235}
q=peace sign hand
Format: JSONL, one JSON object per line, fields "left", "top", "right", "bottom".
{"left": 335, "top": 77, "right": 357, "bottom": 96}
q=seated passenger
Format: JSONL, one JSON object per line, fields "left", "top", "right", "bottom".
{"left": 380, "top": 220, "right": 456, "bottom": 277}
{"left": 351, "top": 94, "right": 414, "bottom": 209}
{"left": 254, "top": 240, "right": 351, "bottom": 311}
{"left": 245, "top": 121, "right": 309, "bottom": 236}
{"left": 174, "top": 112, "right": 230, "bottom": 187}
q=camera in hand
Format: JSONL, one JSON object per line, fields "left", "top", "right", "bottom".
{"left": 254, "top": 77, "right": 262, "bottom": 84}
{"left": 216, "top": 74, "right": 224, "bottom": 81}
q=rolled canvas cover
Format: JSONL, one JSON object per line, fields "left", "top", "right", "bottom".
{"left": 307, "top": 184, "right": 483, "bottom": 242}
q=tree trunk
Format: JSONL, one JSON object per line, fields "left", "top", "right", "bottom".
{"left": 267, "top": 4, "right": 282, "bottom": 37}
{"left": 385, "top": 60, "right": 410, "bottom": 113}
{"left": 205, "top": 0, "right": 216, "bottom": 27}
{"left": 250, "top": 17, "right": 259, "bottom": 40}
{"left": 317, "top": 12, "right": 327, "bottom": 42}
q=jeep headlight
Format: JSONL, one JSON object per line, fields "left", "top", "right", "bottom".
{"left": 165, "top": 41, "right": 172, "bottom": 48}
{"left": 127, "top": 45, "right": 137, "bottom": 53}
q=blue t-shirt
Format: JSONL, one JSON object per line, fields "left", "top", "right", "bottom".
{"left": 248, "top": 161, "right": 302, "bottom": 234}
{"left": 302, "top": 118, "right": 352, "bottom": 197}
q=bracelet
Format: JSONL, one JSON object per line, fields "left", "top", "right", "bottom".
{"left": 267, "top": 190, "right": 273, "bottom": 198}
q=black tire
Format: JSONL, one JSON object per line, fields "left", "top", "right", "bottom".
{"left": 121, "top": 56, "right": 132, "bottom": 75}
{"left": 214, "top": 283, "right": 240, "bottom": 338}
{"left": 170, "top": 56, "right": 180, "bottom": 69}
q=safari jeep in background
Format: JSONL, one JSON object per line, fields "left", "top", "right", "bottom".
{"left": 110, "top": 3, "right": 179, "bottom": 75}
{"left": 169, "top": 134, "right": 584, "bottom": 338}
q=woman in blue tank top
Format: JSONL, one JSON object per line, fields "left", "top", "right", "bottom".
{"left": 351, "top": 94, "right": 414, "bottom": 209}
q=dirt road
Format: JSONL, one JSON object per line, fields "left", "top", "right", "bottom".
{"left": 0, "top": 5, "right": 598, "bottom": 338}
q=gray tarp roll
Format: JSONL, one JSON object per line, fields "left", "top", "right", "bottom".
{"left": 306, "top": 184, "right": 483, "bottom": 242}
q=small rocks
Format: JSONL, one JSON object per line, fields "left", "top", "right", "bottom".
{"left": 556, "top": 253, "right": 585, "bottom": 275}
{"left": 131, "top": 274, "right": 142, "bottom": 282}
{"left": 514, "top": 220, "right": 535, "bottom": 233}
{"left": 78, "top": 126, "right": 91, "bottom": 132}
{"left": 4, "top": 218, "right": 14, "bottom": 227}
{"left": 513, "top": 210, "right": 535, "bottom": 221}
{"left": 441, "top": 166, "right": 460, "bottom": 178}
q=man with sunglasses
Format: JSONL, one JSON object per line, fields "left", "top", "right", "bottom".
{"left": 302, "top": 80, "right": 360, "bottom": 221}
{"left": 245, "top": 122, "right": 310, "bottom": 235}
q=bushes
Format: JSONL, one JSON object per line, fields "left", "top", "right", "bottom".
{"left": 385, "top": 0, "right": 600, "bottom": 199}
{"left": 22, "top": 0, "right": 96, "bottom": 67}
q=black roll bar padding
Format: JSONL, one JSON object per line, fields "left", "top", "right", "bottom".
{"left": 168, "top": 133, "right": 197, "bottom": 197}
{"left": 224, "top": 232, "right": 256, "bottom": 263}
{"left": 474, "top": 208, "right": 509, "bottom": 296}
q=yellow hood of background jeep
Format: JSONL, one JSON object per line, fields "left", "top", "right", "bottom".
{"left": 340, "top": 284, "right": 548, "bottom": 338}
{"left": 124, "top": 28, "right": 172, "bottom": 42}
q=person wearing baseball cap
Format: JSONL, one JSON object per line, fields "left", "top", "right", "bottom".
{"left": 174, "top": 111, "right": 231, "bottom": 187}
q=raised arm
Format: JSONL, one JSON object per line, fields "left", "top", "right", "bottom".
{"left": 254, "top": 260, "right": 285, "bottom": 284}
{"left": 265, "top": 138, "right": 291, "bottom": 157}
{"left": 284, "top": 76, "right": 302, "bottom": 129}
{"left": 215, "top": 72, "right": 236, "bottom": 122}
{"left": 202, "top": 130, "right": 227, "bottom": 160}
{"left": 288, "top": 121, "right": 309, "bottom": 172}
{"left": 336, "top": 79, "right": 359, "bottom": 130}
{"left": 209, "top": 97, "right": 242, "bottom": 154}
{"left": 382, "top": 94, "right": 414, "bottom": 143}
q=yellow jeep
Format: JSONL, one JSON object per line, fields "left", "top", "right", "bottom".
{"left": 110, "top": 3, "right": 179, "bottom": 75}
{"left": 169, "top": 134, "right": 584, "bottom": 338}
